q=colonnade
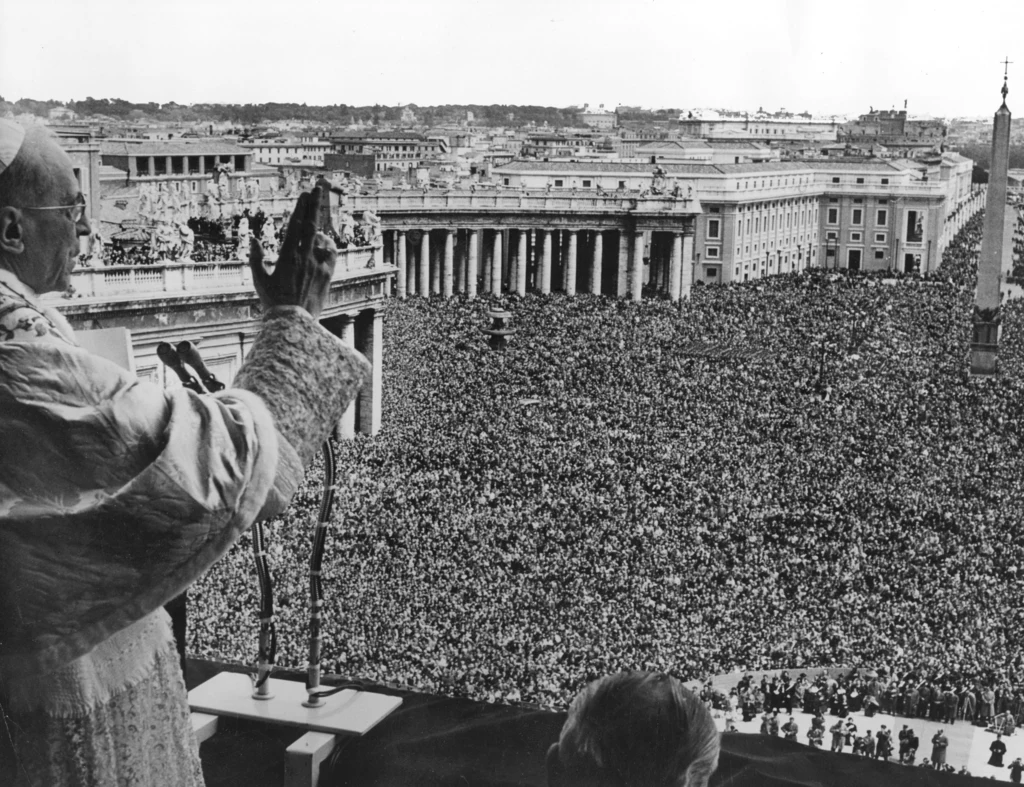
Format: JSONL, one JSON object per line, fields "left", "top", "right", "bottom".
{"left": 382, "top": 226, "right": 696, "bottom": 302}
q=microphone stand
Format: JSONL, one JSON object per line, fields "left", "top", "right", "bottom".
{"left": 158, "top": 339, "right": 339, "bottom": 705}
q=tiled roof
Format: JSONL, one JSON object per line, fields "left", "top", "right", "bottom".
{"left": 712, "top": 162, "right": 815, "bottom": 174}
{"left": 808, "top": 161, "right": 901, "bottom": 172}
{"left": 494, "top": 160, "right": 719, "bottom": 175}
{"left": 331, "top": 131, "right": 425, "bottom": 141}
{"left": 100, "top": 139, "right": 249, "bottom": 156}
{"left": 637, "top": 140, "right": 712, "bottom": 151}
{"left": 704, "top": 140, "right": 763, "bottom": 149}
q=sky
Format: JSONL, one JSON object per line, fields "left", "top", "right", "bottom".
{"left": 1, "top": 0, "right": 1023, "bottom": 120}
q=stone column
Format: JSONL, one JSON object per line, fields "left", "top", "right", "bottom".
{"left": 541, "top": 230, "right": 553, "bottom": 294}
{"left": 338, "top": 316, "right": 357, "bottom": 438}
{"left": 566, "top": 231, "right": 578, "bottom": 297}
{"left": 482, "top": 231, "right": 492, "bottom": 293}
{"left": 356, "top": 310, "right": 383, "bottom": 436}
{"left": 383, "top": 231, "right": 394, "bottom": 268}
{"left": 443, "top": 230, "right": 455, "bottom": 298}
{"left": 617, "top": 231, "right": 630, "bottom": 297}
{"left": 456, "top": 232, "right": 466, "bottom": 294}
{"left": 508, "top": 233, "right": 517, "bottom": 295}
{"left": 491, "top": 231, "right": 503, "bottom": 296}
{"left": 631, "top": 231, "right": 644, "bottom": 302}
{"left": 681, "top": 225, "right": 695, "bottom": 299}
{"left": 396, "top": 230, "right": 407, "bottom": 299}
{"left": 591, "top": 231, "right": 603, "bottom": 295}
{"left": 668, "top": 231, "right": 683, "bottom": 301}
{"left": 431, "top": 239, "right": 441, "bottom": 295}
{"left": 467, "top": 230, "right": 479, "bottom": 299}
{"left": 517, "top": 230, "right": 528, "bottom": 296}
{"left": 419, "top": 231, "right": 430, "bottom": 298}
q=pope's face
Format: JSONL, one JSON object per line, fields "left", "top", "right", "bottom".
{"left": 19, "top": 141, "right": 91, "bottom": 294}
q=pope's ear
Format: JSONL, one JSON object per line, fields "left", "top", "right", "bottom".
{"left": 0, "top": 207, "right": 24, "bottom": 254}
{"left": 546, "top": 742, "right": 565, "bottom": 787}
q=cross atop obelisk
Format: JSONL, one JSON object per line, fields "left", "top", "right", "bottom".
{"left": 970, "top": 71, "right": 1014, "bottom": 375}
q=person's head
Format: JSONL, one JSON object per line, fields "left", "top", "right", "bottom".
{"left": 548, "top": 672, "right": 720, "bottom": 787}
{"left": 0, "top": 122, "right": 90, "bottom": 293}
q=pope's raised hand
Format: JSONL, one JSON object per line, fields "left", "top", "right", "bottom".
{"left": 250, "top": 187, "right": 336, "bottom": 319}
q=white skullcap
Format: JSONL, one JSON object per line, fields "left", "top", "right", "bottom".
{"left": 0, "top": 118, "right": 27, "bottom": 176}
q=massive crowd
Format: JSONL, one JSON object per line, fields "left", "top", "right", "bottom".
{"left": 189, "top": 212, "right": 1024, "bottom": 734}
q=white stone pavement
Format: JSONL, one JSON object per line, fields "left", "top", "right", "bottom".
{"left": 711, "top": 706, "right": 1024, "bottom": 782}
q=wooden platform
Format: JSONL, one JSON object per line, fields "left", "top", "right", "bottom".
{"left": 188, "top": 672, "right": 403, "bottom": 786}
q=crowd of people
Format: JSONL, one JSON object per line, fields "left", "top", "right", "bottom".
{"left": 189, "top": 211, "right": 1024, "bottom": 756}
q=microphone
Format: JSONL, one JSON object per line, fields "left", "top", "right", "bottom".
{"left": 177, "top": 341, "right": 225, "bottom": 392}
{"left": 157, "top": 342, "right": 204, "bottom": 394}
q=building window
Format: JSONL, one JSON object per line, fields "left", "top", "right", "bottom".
{"left": 881, "top": 178, "right": 889, "bottom": 185}
{"left": 582, "top": 180, "right": 592, "bottom": 187}
{"left": 707, "top": 267, "right": 718, "bottom": 277}
{"left": 504, "top": 178, "right": 510, "bottom": 186}
{"left": 876, "top": 209, "right": 888, "bottom": 226}
{"left": 851, "top": 232, "right": 862, "bottom": 242}
{"left": 619, "top": 181, "right": 626, "bottom": 188}
{"left": 874, "top": 249, "right": 885, "bottom": 260}
{"left": 707, "top": 219, "right": 720, "bottom": 239}
{"left": 856, "top": 177, "right": 865, "bottom": 184}
{"left": 710, "top": 206, "right": 720, "bottom": 213}
{"left": 829, "top": 197, "right": 839, "bottom": 203}
{"left": 706, "top": 246, "right": 720, "bottom": 258}
{"left": 853, "top": 198, "right": 863, "bottom": 204}
{"left": 832, "top": 177, "right": 840, "bottom": 183}
{"left": 826, "top": 231, "right": 838, "bottom": 241}
{"left": 852, "top": 209, "right": 863, "bottom": 225}
{"left": 827, "top": 208, "right": 839, "bottom": 224}
{"left": 554, "top": 179, "right": 563, "bottom": 187}
{"left": 879, "top": 199, "right": 888, "bottom": 205}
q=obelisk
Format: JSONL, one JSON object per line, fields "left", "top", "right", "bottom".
{"left": 971, "top": 71, "right": 1013, "bottom": 376}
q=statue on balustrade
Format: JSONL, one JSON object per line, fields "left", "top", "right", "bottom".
{"left": 337, "top": 210, "right": 356, "bottom": 247}
{"left": 176, "top": 223, "right": 195, "bottom": 261}
{"left": 650, "top": 165, "right": 668, "bottom": 196}
{"left": 89, "top": 228, "right": 105, "bottom": 266}
{"left": 218, "top": 175, "right": 232, "bottom": 204}
{"left": 360, "top": 210, "right": 382, "bottom": 247}
{"left": 236, "top": 217, "right": 251, "bottom": 262}
{"left": 180, "top": 183, "right": 197, "bottom": 220}
{"left": 248, "top": 178, "right": 261, "bottom": 206}
{"left": 151, "top": 221, "right": 177, "bottom": 261}
{"left": 137, "top": 183, "right": 154, "bottom": 221}
{"left": 204, "top": 176, "right": 219, "bottom": 218}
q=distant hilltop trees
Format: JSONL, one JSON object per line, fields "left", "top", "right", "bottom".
{"left": 0, "top": 96, "right": 582, "bottom": 128}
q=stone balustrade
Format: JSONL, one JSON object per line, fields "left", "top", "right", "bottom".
{"left": 347, "top": 189, "right": 697, "bottom": 215}
{"left": 66, "top": 245, "right": 380, "bottom": 300}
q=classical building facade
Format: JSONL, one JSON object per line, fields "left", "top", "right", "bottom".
{"left": 241, "top": 139, "right": 332, "bottom": 167}
{"left": 346, "top": 191, "right": 703, "bottom": 302}
{"left": 101, "top": 139, "right": 253, "bottom": 180}
{"left": 329, "top": 132, "right": 446, "bottom": 173}
{"left": 676, "top": 115, "right": 840, "bottom": 143}
{"left": 491, "top": 154, "right": 979, "bottom": 283}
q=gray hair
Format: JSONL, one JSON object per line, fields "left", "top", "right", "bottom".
{"left": 551, "top": 671, "right": 720, "bottom": 787}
